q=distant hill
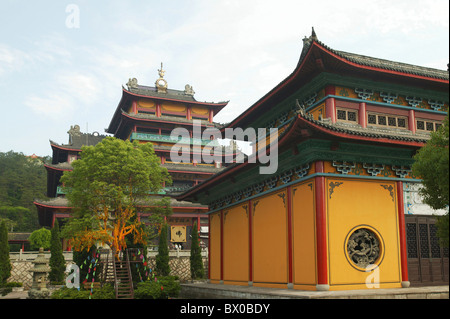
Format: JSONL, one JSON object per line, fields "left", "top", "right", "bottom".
{"left": 0, "top": 151, "right": 50, "bottom": 232}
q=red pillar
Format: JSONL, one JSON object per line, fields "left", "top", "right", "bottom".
{"left": 248, "top": 200, "right": 253, "bottom": 285}
{"left": 208, "top": 214, "right": 211, "bottom": 280}
{"left": 359, "top": 102, "right": 367, "bottom": 128}
{"left": 396, "top": 181, "right": 410, "bottom": 288}
{"left": 287, "top": 186, "right": 293, "bottom": 288}
{"left": 208, "top": 109, "right": 214, "bottom": 123}
{"left": 187, "top": 106, "right": 191, "bottom": 120}
{"left": 220, "top": 210, "right": 224, "bottom": 283}
{"left": 408, "top": 110, "right": 416, "bottom": 134}
{"left": 325, "top": 85, "right": 336, "bottom": 123}
{"left": 156, "top": 103, "right": 161, "bottom": 117}
{"left": 315, "top": 161, "right": 329, "bottom": 290}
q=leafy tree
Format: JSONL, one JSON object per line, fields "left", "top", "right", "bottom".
{"left": 73, "top": 246, "right": 99, "bottom": 284}
{"left": 0, "top": 221, "right": 11, "bottom": 284}
{"left": 412, "top": 114, "right": 449, "bottom": 247}
{"left": 190, "top": 221, "right": 205, "bottom": 280}
{"left": 49, "top": 220, "right": 66, "bottom": 283}
{"left": 60, "top": 137, "right": 172, "bottom": 258}
{"left": 29, "top": 227, "right": 51, "bottom": 250}
{"left": 0, "top": 151, "right": 48, "bottom": 231}
{"left": 0, "top": 206, "right": 38, "bottom": 233}
{"left": 155, "top": 223, "right": 170, "bottom": 276}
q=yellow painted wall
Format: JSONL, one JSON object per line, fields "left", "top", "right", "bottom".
{"left": 292, "top": 181, "right": 316, "bottom": 289}
{"left": 161, "top": 101, "right": 186, "bottom": 113}
{"left": 223, "top": 204, "right": 249, "bottom": 284}
{"left": 310, "top": 103, "right": 325, "bottom": 120}
{"left": 252, "top": 190, "right": 288, "bottom": 285}
{"left": 138, "top": 99, "right": 156, "bottom": 109}
{"left": 209, "top": 212, "right": 221, "bottom": 283}
{"left": 191, "top": 106, "right": 209, "bottom": 116}
{"left": 326, "top": 178, "right": 401, "bottom": 290}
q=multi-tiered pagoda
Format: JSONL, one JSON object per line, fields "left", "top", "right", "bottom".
{"left": 35, "top": 65, "right": 233, "bottom": 250}
{"left": 105, "top": 64, "right": 232, "bottom": 248}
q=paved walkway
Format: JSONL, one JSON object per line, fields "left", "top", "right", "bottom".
{"left": 0, "top": 290, "right": 28, "bottom": 299}
{"left": 2, "top": 284, "right": 448, "bottom": 299}
{"left": 180, "top": 282, "right": 449, "bottom": 299}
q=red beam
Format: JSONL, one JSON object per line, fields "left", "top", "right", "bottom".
{"left": 314, "top": 161, "right": 329, "bottom": 289}
{"left": 396, "top": 181, "right": 410, "bottom": 287}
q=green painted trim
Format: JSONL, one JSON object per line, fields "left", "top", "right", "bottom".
{"left": 307, "top": 95, "right": 448, "bottom": 115}
{"left": 204, "top": 172, "right": 422, "bottom": 214}
{"left": 130, "top": 132, "right": 220, "bottom": 146}
{"left": 201, "top": 138, "right": 417, "bottom": 203}
{"left": 244, "top": 72, "right": 448, "bottom": 130}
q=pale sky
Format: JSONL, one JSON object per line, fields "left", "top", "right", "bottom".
{"left": 0, "top": 0, "right": 448, "bottom": 157}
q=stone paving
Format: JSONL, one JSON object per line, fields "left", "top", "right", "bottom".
{"left": 179, "top": 282, "right": 449, "bottom": 299}
{"left": 1, "top": 284, "right": 447, "bottom": 299}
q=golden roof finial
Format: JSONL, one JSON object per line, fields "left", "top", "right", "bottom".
{"left": 158, "top": 62, "right": 165, "bottom": 78}
{"left": 156, "top": 62, "right": 168, "bottom": 93}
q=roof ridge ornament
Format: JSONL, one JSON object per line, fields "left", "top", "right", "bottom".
{"left": 311, "top": 27, "right": 318, "bottom": 41}
{"left": 126, "top": 78, "right": 138, "bottom": 90}
{"left": 184, "top": 84, "right": 195, "bottom": 96}
{"left": 156, "top": 62, "right": 168, "bottom": 93}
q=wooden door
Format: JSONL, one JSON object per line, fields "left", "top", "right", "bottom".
{"left": 405, "top": 215, "right": 449, "bottom": 286}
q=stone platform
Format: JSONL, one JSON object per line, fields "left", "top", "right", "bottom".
{"left": 180, "top": 282, "right": 449, "bottom": 299}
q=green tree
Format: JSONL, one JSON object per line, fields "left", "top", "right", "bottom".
{"left": 412, "top": 114, "right": 449, "bottom": 247}
{"left": 155, "top": 223, "right": 170, "bottom": 276}
{"left": 29, "top": 227, "right": 51, "bottom": 250}
{"left": 0, "top": 220, "right": 11, "bottom": 284}
{"left": 0, "top": 151, "right": 48, "bottom": 232}
{"left": 60, "top": 137, "right": 172, "bottom": 258}
{"left": 190, "top": 222, "right": 205, "bottom": 280}
{"left": 49, "top": 220, "right": 66, "bottom": 283}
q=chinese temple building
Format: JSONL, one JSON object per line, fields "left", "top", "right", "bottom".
{"left": 105, "top": 63, "right": 232, "bottom": 248}
{"left": 35, "top": 65, "right": 233, "bottom": 250}
{"left": 34, "top": 125, "right": 106, "bottom": 231}
{"left": 179, "top": 29, "right": 449, "bottom": 290}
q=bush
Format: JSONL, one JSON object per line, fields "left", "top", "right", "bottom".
{"left": 134, "top": 276, "right": 180, "bottom": 299}
{"left": 155, "top": 223, "right": 170, "bottom": 276}
{"left": 0, "top": 221, "right": 11, "bottom": 284}
{"left": 29, "top": 227, "right": 51, "bottom": 250}
{"left": 0, "top": 282, "right": 23, "bottom": 296}
{"left": 51, "top": 287, "right": 90, "bottom": 299}
{"left": 190, "top": 222, "right": 205, "bottom": 279}
{"left": 51, "top": 283, "right": 115, "bottom": 299}
{"left": 49, "top": 220, "right": 66, "bottom": 284}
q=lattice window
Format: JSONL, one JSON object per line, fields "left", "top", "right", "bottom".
{"left": 397, "top": 118, "right": 406, "bottom": 128}
{"left": 417, "top": 120, "right": 425, "bottom": 130}
{"left": 430, "top": 224, "right": 441, "bottom": 258}
{"left": 346, "top": 228, "right": 381, "bottom": 269}
{"left": 416, "top": 119, "right": 442, "bottom": 132}
{"left": 337, "top": 109, "right": 346, "bottom": 120}
{"left": 388, "top": 116, "right": 397, "bottom": 126}
{"left": 367, "top": 112, "right": 408, "bottom": 129}
{"left": 336, "top": 108, "right": 358, "bottom": 123}
{"left": 419, "top": 224, "right": 430, "bottom": 258}
{"left": 406, "top": 223, "right": 418, "bottom": 259}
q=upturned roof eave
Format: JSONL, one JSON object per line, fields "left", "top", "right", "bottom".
{"left": 178, "top": 113, "right": 428, "bottom": 202}
{"left": 224, "top": 39, "right": 449, "bottom": 131}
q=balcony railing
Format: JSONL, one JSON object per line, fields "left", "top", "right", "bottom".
{"left": 54, "top": 185, "right": 191, "bottom": 196}
{"left": 130, "top": 132, "right": 219, "bottom": 146}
